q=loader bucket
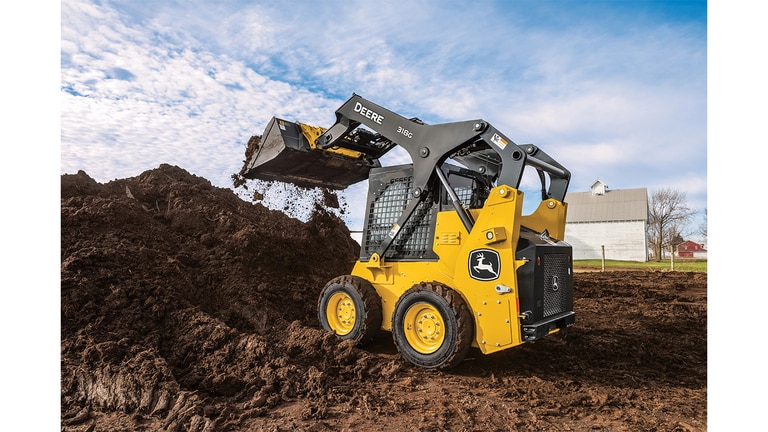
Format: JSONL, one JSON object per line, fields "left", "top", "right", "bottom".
{"left": 240, "top": 117, "right": 379, "bottom": 190}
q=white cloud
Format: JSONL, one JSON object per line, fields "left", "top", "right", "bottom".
{"left": 62, "top": 0, "right": 338, "bottom": 188}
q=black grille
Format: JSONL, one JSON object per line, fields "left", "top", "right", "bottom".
{"left": 364, "top": 177, "right": 411, "bottom": 252}
{"left": 363, "top": 176, "right": 435, "bottom": 259}
{"left": 542, "top": 253, "right": 572, "bottom": 317}
{"left": 452, "top": 187, "right": 473, "bottom": 205}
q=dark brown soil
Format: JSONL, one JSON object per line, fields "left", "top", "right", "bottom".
{"left": 61, "top": 164, "right": 707, "bottom": 431}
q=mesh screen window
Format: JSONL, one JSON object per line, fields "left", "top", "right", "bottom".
{"left": 363, "top": 176, "right": 435, "bottom": 259}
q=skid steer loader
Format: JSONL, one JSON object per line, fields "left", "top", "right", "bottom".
{"left": 241, "top": 93, "right": 575, "bottom": 369}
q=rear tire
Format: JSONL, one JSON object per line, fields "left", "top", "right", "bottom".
{"left": 318, "top": 275, "right": 382, "bottom": 346}
{"left": 392, "top": 282, "right": 473, "bottom": 370}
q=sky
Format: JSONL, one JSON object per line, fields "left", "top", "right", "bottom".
{"left": 5, "top": 0, "right": 768, "bottom": 429}
{"left": 57, "top": 0, "right": 710, "bottom": 238}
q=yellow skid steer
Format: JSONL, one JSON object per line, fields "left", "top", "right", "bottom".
{"left": 242, "top": 93, "right": 575, "bottom": 369}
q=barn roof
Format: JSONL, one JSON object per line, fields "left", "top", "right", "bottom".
{"left": 565, "top": 187, "right": 648, "bottom": 222}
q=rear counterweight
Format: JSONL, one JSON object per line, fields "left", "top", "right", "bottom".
{"left": 515, "top": 228, "right": 576, "bottom": 341}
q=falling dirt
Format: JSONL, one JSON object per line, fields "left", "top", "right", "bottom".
{"left": 61, "top": 164, "right": 707, "bottom": 431}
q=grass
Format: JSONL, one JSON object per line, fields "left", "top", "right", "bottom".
{"left": 573, "top": 259, "right": 707, "bottom": 273}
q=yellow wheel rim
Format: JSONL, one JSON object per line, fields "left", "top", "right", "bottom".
{"left": 326, "top": 291, "right": 356, "bottom": 336}
{"left": 403, "top": 302, "right": 445, "bottom": 354}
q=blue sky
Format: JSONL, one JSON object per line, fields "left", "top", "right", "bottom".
{"left": 58, "top": 0, "right": 709, "bottom": 236}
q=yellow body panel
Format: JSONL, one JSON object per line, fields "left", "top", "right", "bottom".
{"left": 351, "top": 185, "right": 568, "bottom": 355}
{"left": 519, "top": 198, "right": 568, "bottom": 241}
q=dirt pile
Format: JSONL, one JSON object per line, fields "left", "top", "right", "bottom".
{"left": 61, "top": 165, "right": 707, "bottom": 431}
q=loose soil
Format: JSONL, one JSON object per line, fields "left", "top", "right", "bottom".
{"left": 61, "top": 164, "right": 707, "bottom": 431}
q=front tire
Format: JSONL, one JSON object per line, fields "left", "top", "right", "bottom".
{"left": 392, "top": 282, "right": 473, "bottom": 370}
{"left": 318, "top": 275, "right": 382, "bottom": 346}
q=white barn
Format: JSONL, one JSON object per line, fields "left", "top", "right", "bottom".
{"left": 564, "top": 180, "right": 649, "bottom": 262}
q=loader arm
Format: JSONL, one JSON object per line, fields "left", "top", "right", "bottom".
{"left": 314, "top": 94, "right": 570, "bottom": 257}
{"left": 317, "top": 93, "right": 569, "bottom": 201}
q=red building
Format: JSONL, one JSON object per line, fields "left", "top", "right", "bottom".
{"left": 676, "top": 240, "right": 707, "bottom": 258}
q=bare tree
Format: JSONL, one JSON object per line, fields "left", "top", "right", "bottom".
{"left": 647, "top": 188, "right": 696, "bottom": 261}
{"left": 699, "top": 208, "right": 707, "bottom": 239}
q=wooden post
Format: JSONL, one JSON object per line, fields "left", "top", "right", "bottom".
{"left": 601, "top": 245, "right": 605, "bottom": 272}
{"left": 670, "top": 244, "right": 675, "bottom": 271}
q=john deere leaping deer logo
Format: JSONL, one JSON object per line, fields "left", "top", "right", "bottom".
{"left": 469, "top": 249, "right": 501, "bottom": 281}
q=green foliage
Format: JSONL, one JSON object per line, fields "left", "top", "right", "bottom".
{"left": 573, "top": 259, "right": 707, "bottom": 273}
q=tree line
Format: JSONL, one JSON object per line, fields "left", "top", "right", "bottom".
{"left": 647, "top": 188, "right": 705, "bottom": 261}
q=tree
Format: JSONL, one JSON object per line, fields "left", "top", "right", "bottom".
{"left": 699, "top": 208, "right": 707, "bottom": 239}
{"left": 647, "top": 188, "right": 696, "bottom": 261}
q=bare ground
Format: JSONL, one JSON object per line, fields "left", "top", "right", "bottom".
{"left": 61, "top": 164, "right": 707, "bottom": 431}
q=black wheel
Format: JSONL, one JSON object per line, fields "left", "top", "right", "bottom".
{"left": 318, "top": 275, "right": 382, "bottom": 346}
{"left": 392, "top": 282, "right": 473, "bottom": 370}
